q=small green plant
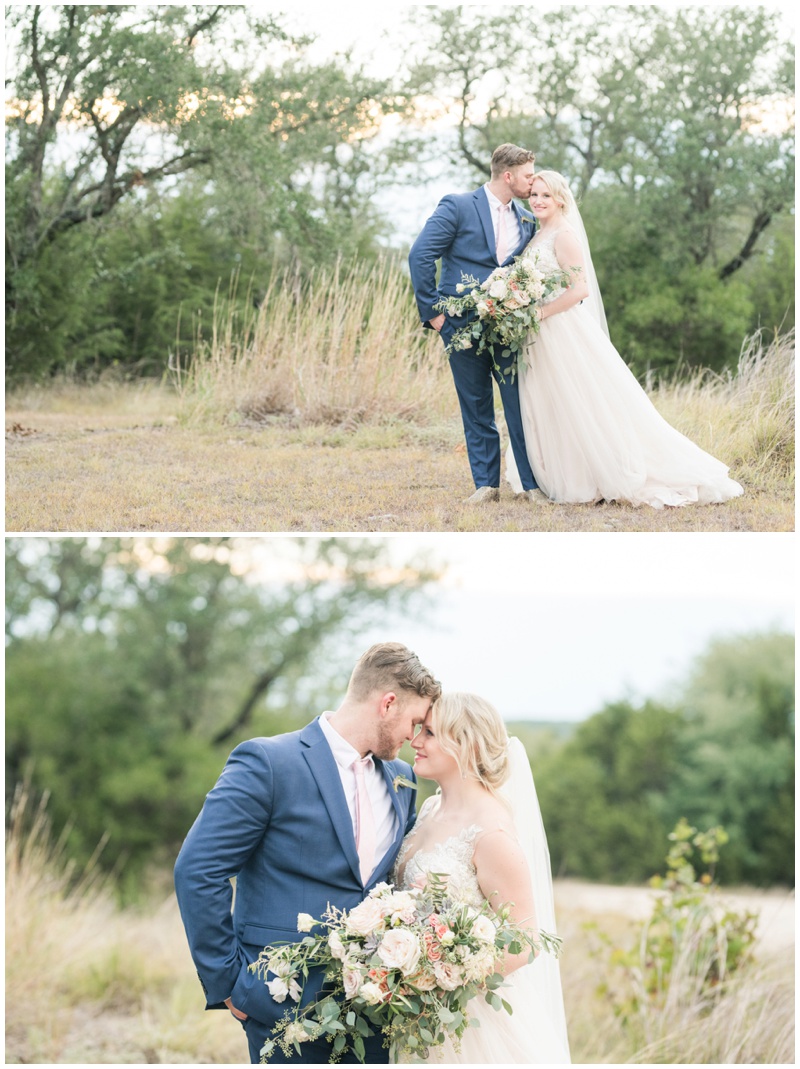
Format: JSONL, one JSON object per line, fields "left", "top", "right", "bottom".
{"left": 603, "top": 819, "right": 758, "bottom": 1029}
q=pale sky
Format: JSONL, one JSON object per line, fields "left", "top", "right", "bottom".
{"left": 250, "top": 533, "right": 795, "bottom": 722}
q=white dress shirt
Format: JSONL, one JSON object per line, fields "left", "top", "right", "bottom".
{"left": 484, "top": 183, "right": 522, "bottom": 253}
{"left": 319, "top": 712, "right": 398, "bottom": 870}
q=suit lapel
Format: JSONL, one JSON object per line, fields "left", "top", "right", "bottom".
{"left": 373, "top": 758, "right": 413, "bottom": 876}
{"left": 512, "top": 204, "right": 535, "bottom": 256}
{"left": 474, "top": 187, "right": 497, "bottom": 259}
{"left": 300, "top": 720, "right": 362, "bottom": 885}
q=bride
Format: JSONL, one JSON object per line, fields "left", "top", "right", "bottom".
{"left": 393, "top": 693, "right": 570, "bottom": 1064}
{"left": 506, "top": 170, "right": 745, "bottom": 508}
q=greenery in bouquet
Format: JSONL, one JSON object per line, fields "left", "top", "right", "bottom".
{"left": 249, "top": 873, "right": 562, "bottom": 1063}
{"left": 435, "top": 255, "right": 574, "bottom": 382}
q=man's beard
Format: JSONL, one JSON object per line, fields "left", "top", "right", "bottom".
{"left": 372, "top": 719, "right": 401, "bottom": 762}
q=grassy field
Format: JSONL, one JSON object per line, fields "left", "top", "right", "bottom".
{"left": 5, "top": 283, "right": 794, "bottom": 532}
{"left": 5, "top": 790, "right": 795, "bottom": 1064}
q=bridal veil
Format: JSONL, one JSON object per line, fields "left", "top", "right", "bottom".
{"left": 500, "top": 737, "right": 571, "bottom": 1063}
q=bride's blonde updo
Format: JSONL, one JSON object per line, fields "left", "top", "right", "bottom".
{"left": 432, "top": 692, "right": 510, "bottom": 793}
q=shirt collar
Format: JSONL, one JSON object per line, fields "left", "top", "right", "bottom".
{"left": 319, "top": 711, "right": 372, "bottom": 770}
{"left": 484, "top": 183, "right": 513, "bottom": 213}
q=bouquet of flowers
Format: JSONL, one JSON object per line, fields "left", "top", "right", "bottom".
{"left": 434, "top": 254, "right": 575, "bottom": 382}
{"left": 249, "top": 873, "right": 562, "bottom": 1063}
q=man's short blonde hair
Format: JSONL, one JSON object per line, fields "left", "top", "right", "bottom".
{"left": 347, "top": 642, "right": 441, "bottom": 703}
{"left": 491, "top": 143, "right": 536, "bottom": 178}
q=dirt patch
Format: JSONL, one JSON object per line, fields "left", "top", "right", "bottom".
{"left": 554, "top": 879, "right": 795, "bottom": 956}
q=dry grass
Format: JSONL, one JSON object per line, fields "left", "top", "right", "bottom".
{"left": 5, "top": 310, "right": 794, "bottom": 532}
{"left": 5, "top": 785, "right": 243, "bottom": 1064}
{"left": 557, "top": 890, "right": 795, "bottom": 1065}
{"left": 172, "top": 258, "right": 453, "bottom": 428}
{"left": 651, "top": 328, "right": 795, "bottom": 494}
{"left": 5, "top": 796, "right": 794, "bottom": 1064}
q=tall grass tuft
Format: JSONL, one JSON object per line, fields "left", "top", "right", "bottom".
{"left": 173, "top": 257, "right": 452, "bottom": 428}
{"left": 4, "top": 784, "right": 242, "bottom": 1063}
{"left": 652, "top": 327, "right": 795, "bottom": 490}
{"left": 621, "top": 920, "right": 794, "bottom": 1064}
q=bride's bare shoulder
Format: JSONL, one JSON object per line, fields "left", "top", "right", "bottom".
{"left": 472, "top": 793, "right": 515, "bottom": 835}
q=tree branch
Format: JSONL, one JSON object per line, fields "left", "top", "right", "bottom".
{"left": 38, "top": 149, "right": 213, "bottom": 243}
{"left": 186, "top": 5, "right": 225, "bottom": 47}
{"left": 718, "top": 210, "right": 772, "bottom": 280}
{"left": 211, "top": 666, "right": 283, "bottom": 746}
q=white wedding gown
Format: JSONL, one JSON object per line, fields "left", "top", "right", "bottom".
{"left": 393, "top": 793, "right": 570, "bottom": 1064}
{"left": 505, "top": 231, "right": 744, "bottom": 508}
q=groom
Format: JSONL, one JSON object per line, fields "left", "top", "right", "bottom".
{"left": 174, "top": 642, "right": 440, "bottom": 1064}
{"left": 409, "top": 143, "right": 548, "bottom": 504}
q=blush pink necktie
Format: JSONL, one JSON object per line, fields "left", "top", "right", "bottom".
{"left": 496, "top": 202, "right": 512, "bottom": 263}
{"left": 352, "top": 756, "right": 377, "bottom": 884}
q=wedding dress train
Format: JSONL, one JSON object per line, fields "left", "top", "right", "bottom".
{"left": 505, "top": 231, "right": 744, "bottom": 508}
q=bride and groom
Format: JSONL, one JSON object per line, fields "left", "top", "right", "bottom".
{"left": 408, "top": 143, "right": 744, "bottom": 509}
{"left": 174, "top": 642, "right": 570, "bottom": 1064}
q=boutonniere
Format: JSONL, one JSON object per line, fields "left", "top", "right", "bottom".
{"left": 392, "top": 774, "right": 417, "bottom": 793}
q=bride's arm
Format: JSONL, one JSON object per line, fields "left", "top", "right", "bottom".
{"left": 473, "top": 829, "right": 539, "bottom": 976}
{"left": 536, "top": 229, "right": 589, "bottom": 322}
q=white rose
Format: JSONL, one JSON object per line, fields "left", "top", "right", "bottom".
{"left": 284, "top": 1022, "right": 311, "bottom": 1044}
{"left": 476, "top": 301, "right": 489, "bottom": 316}
{"left": 471, "top": 915, "right": 497, "bottom": 943}
{"left": 385, "top": 890, "right": 418, "bottom": 926}
{"left": 267, "top": 977, "right": 289, "bottom": 1002}
{"left": 433, "top": 960, "right": 464, "bottom": 991}
{"left": 377, "top": 928, "right": 422, "bottom": 976}
{"left": 408, "top": 969, "right": 438, "bottom": 991}
{"left": 488, "top": 279, "right": 508, "bottom": 300}
{"left": 358, "top": 981, "right": 386, "bottom": 1006}
{"left": 343, "top": 965, "right": 363, "bottom": 999}
{"left": 345, "top": 897, "right": 385, "bottom": 937}
{"left": 297, "top": 912, "right": 315, "bottom": 932}
{"left": 328, "top": 930, "right": 346, "bottom": 961}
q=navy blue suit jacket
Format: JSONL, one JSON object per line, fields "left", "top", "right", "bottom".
{"left": 173, "top": 719, "right": 417, "bottom": 1027}
{"left": 409, "top": 186, "right": 535, "bottom": 326}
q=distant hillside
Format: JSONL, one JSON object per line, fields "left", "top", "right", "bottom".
{"left": 506, "top": 720, "right": 579, "bottom": 759}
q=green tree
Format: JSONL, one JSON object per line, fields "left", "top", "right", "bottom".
{"left": 534, "top": 630, "right": 794, "bottom": 887}
{"left": 665, "top": 631, "right": 794, "bottom": 885}
{"left": 5, "top": 536, "right": 440, "bottom": 890}
{"left": 5, "top": 5, "right": 400, "bottom": 378}
{"left": 535, "top": 699, "right": 687, "bottom": 882}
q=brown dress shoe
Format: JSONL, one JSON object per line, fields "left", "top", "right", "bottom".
{"left": 464, "top": 486, "right": 500, "bottom": 504}
{"left": 517, "top": 488, "right": 553, "bottom": 504}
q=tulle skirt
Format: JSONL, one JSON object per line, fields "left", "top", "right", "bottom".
{"left": 505, "top": 302, "right": 744, "bottom": 508}
{"left": 394, "top": 961, "right": 571, "bottom": 1065}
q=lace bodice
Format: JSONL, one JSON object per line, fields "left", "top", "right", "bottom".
{"left": 521, "top": 229, "right": 565, "bottom": 305}
{"left": 392, "top": 796, "right": 485, "bottom": 908}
